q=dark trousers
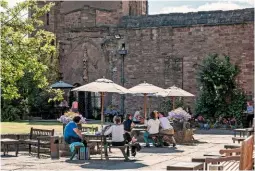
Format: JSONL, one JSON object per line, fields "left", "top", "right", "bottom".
{"left": 247, "top": 114, "right": 254, "bottom": 127}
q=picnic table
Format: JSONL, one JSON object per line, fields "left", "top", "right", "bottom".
{"left": 232, "top": 128, "right": 254, "bottom": 143}
{"left": 1, "top": 139, "right": 20, "bottom": 156}
{"left": 131, "top": 125, "right": 147, "bottom": 137}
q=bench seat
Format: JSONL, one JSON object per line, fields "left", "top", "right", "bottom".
{"left": 167, "top": 162, "right": 203, "bottom": 170}
{"left": 232, "top": 137, "right": 246, "bottom": 143}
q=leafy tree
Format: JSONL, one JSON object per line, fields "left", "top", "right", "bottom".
{"left": 195, "top": 54, "right": 246, "bottom": 122}
{"left": 1, "top": 0, "right": 63, "bottom": 121}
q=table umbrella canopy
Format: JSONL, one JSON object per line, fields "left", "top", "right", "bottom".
{"left": 128, "top": 82, "right": 165, "bottom": 94}
{"left": 72, "top": 78, "right": 127, "bottom": 94}
{"left": 72, "top": 77, "right": 128, "bottom": 160}
{"left": 156, "top": 85, "right": 194, "bottom": 109}
{"left": 128, "top": 82, "right": 165, "bottom": 119}
{"left": 50, "top": 81, "right": 74, "bottom": 89}
{"left": 156, "top": 86, "right": 194, "bottom": 97}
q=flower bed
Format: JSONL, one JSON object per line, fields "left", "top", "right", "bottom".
{"left": 57, "top": 111, "right": 86, "bottom": 124}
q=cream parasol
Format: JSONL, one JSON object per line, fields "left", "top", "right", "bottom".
{"left": 128, "top": 82, "right": 165, "bottom": 119}
{"left": 72, "top": 77, "right": 128, "bottom": 159}
{"left": 156, "top": 85, "right": 194, "bottom": 109}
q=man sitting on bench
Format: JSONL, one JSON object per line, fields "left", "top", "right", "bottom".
{"left": 64, "top": 116, "right": 86, "bottom": 146}
{"left": 159, "top": 112, "right": 176, "bottom": 147}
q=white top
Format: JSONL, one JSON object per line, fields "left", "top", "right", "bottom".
{"left": 145, "top": 119, "right": 160, "bottom": 134}
{"left": 104, "top": 124, "right": 124, "bottom": 142}
{"left": 133, "top": 111, "right": 141, "bottom": 121}
{"left": 159, "top": 117, "right": 173, "bottom": 130}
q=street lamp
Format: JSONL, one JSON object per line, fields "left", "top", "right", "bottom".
{"left": 118, "top": 43, "right": 128, "bottom": 116}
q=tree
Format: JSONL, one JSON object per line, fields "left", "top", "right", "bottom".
{"left": 1, "top": 0, "right": 63, "bottom": 121}
{"left": 195, "top": 54, "right": 246, "bottom": 122}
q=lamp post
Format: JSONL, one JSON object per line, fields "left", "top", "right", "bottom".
{"left": 118, "top": 44, "right": 128, "bottom": 117}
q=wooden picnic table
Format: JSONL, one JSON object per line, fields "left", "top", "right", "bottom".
{"left": 234, "top": 128, "right": 254, "bottom": 137}
{"left": 1, "top": 139, "right": 20, "bottom": 156}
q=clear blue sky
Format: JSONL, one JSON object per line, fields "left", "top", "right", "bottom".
{"left": 7, "top": 0, "right": 255, "bottom": 14}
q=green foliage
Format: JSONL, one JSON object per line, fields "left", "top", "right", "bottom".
{"left": 159, "top": 97, "right": 185, "bottom": 114}
{"left": 195, "top": 54, "right": 246, "bottom": 120}
{"left": 1, "top": 0, "right": 63, "bottom": 121}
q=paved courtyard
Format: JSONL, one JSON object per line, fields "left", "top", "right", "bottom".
{"left": 1, "top": 129, "right": 234, "bottom": 171}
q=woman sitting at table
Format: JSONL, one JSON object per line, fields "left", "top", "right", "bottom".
{"left": 143, "top": 111, "right": 161, "bottom": 147}
{"left": 104, "top": 116, "right": 139, "bottom": 156}
{"left": 64, "top": 116, "right": 86, "bottom": 146}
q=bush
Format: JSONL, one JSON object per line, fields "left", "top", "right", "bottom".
{"left": 195, "top": 54, "right": 246, "bottom": 120}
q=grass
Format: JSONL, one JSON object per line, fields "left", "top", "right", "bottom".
{"left": 1, "top": 121, "right": 99, "bottom": 134}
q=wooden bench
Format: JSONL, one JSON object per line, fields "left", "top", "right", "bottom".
{"left": 21, "top": 127, "right": 54, "bottom": 158}
{"left": 224, "top": 144, "right": 240, "bottom": 149}
{"left": 104, "top": 144, "right": 130, "bottom": 161}
{"left": 232, "top": 137, "right": 246, "bottom": 143}
{"left": 205, "top": 135, "right": 254, "bottom": 171}
{"left": 167, "top": 161, "right": 204, "bottom": 170}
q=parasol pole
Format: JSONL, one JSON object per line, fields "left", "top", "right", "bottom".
{"left": 172, "top": 96, "right": 175, "bottom": 110}
{"left": 144, "top": 93, "right": 147, "bottom": 119}
{"left": 100, "top": 92, "right": 105, "bottom": 160}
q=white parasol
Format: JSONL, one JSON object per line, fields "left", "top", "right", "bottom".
{"left": 128, "top": 82, "right": 165, "bottom": 119}
{"left": 156, "top": 86, "right": 194, "bottom": 109}
{"left": 72, "top": 77, "right": 128, "bottom": 159}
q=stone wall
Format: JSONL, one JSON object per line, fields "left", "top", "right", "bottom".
{"left": 119, "top": 8, "right": 254, "bottom": 28}
{"left": 117, "top": 22, "right": 254, "bottom": 114}
{"left": 44, "top": 4, "right": 254, "bottom": 115}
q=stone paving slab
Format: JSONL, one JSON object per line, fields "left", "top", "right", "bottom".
{"left": 1, "top": 129, "right": 234, "bottom": 171}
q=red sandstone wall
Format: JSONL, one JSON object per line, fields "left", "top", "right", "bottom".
{"left": 118, "top": 23, "right": 254, "bottom": 112}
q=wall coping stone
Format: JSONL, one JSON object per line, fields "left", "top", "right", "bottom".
{"left": 119, "top": 8, "right": 254, "bottom": 28}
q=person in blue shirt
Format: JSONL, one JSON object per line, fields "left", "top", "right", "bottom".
{"left": 246, "top": 101, "right": 254, "bottom": 127}
{"left": 64, "top": 116, "right": 84, "bottom": 144}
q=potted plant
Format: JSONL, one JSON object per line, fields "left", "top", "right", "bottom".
{"left": 168, "top": 107, "right": 191, "bottom": 131}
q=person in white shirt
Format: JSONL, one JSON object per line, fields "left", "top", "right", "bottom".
{"left": 159, "top": 112, "right": 176, "bottom": 147}
{"left": 104, "top": 117, "right": 140, "bottom": 156}
{"left": 104, "top": 117, "right": 125, "bottom": 146}
{"left": 143, "top": 111, "right": 160, "bottom": 147}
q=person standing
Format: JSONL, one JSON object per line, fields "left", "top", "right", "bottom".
{"left": 72, "top": 100, "right": 79, "bottom": 113}
{"left": 246, "top": 101, "right": 254, "bottom": 127}
{"left": 158, "top": 112, "right": 176, "bottom": 147}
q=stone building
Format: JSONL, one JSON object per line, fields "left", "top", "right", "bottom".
{"left": 40, "top": 1, "right": 254, "bottom": 118}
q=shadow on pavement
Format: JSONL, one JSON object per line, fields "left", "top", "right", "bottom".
{"left": 194, "top": 129, "right": 234, "bottom": 135}
{"left": 79, "top": 159, "right": 148, "bottom": 170}
{"left": 140, "top": 147, "right": 184, "bottom": 154}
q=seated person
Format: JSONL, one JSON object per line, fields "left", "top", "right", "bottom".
{"left": 158, "top": 112, "right": 176, "bottom": 147}
{"left": 64, "top": 116, "right": 86, "bottom": 146}
{"left": 104, "top": 116, "right": 139, "bottom": 156}
{"left": 123, "top": 114, "right": 135, "bottom": 156}
{"left": 123, "top": 114, "right": 135, "bottom": 133}
{"left": 143, "top": 111, "right": 161, "bottom": 147}
{"left": 133, "top": 108, "right": 143, "bottom": 124}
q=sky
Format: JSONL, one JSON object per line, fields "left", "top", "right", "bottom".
{"left": 7, "top": 0, "right": 255, "bottom": 14}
